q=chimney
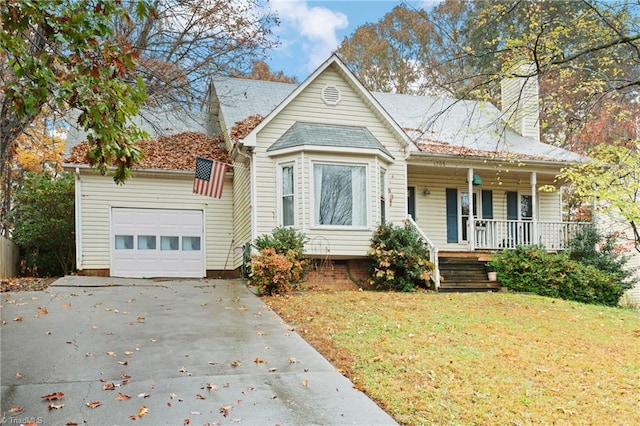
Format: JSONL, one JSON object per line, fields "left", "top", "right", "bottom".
{"left": 501, "top": 63, "right": 540, "bottom": 142}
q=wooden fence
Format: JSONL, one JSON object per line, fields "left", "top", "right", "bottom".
{"left": 1, "top": 235, "right": 19, "bottom": 278}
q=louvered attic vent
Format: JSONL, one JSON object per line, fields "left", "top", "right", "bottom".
{"left": 321, "top": 85, "right": 341, "bottom": 106}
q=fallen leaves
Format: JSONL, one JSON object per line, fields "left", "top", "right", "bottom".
{"left": 9, "top": 406, "right": 24, "bottom": 414}
{"left": 66, "top": 131, "right": 229, "bottom": 171}
{"left": 116, "top": 392, "right": 131, "bottom": 400}
{"left": 137, "top": 405, "right": 149, "bottom": 418}
{"left": 41, "top": 391, "right": 64, "bottom": 401}
{"left": 48, "top": 403, "right": 65, "bottom": 410}
{"left": 86, "top": 400, "right": 102, "bottom": 408}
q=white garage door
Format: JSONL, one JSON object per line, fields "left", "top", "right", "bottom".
{"left": 111, "top": 208, "right": 204, "bottom": 278}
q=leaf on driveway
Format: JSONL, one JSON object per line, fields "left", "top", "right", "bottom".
{"left": 9, "top": 406, "right": 23, "bottom": 414}
{"left": 106, "top": 351, "right": 116, "bottom": 356}
{"left": 137, "top": 405, "right": 149, "bottom": 417}
{"left": 14, "top": 316, "right": 23, "bottom": 322}
{"left": 220, "top": 405, "right": 232, "bottom": 417}
{"left": 41, "top": 391, "right": 64, "bottom": 400}
{"left": 204, "top": 383, "right": 218, "bottom": 391}
{"left": 86, "top": 401, "right": 102, "bottom": 408}
{"left": 48, "top": 403, "right": 65, "bottom": 410}
{"left": 230, "top": 360, "right": 242, "bottom": 367}
{"left": 137, "top": 316, "right": 145, "bottom": 323}
{"left": 37, "top": 306, "right": 48, "bottom": 315}
{"left": 195, "top": 394, "right": 206, "bottom": 400}
{"left": 116, "top": 393, "right": 131, "bottom": 400}
{"left": 102, "top": 382, "right": 116, "bottom": 390}
{"left": 253, "top": 358, "right": 266, "bottom": 364}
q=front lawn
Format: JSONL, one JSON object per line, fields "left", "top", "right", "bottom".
{"left": 265, "top": 291, "right": 640, "bottom": 425}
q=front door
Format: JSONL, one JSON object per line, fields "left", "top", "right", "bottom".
{"left": 460, "top": 191, "right": 478, "bottom": 242}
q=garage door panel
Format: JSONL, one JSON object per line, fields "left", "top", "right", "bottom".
{"left": 111, "top": 208, "right": 204, "bottom": 278}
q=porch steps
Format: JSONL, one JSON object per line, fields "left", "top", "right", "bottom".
{"left": 437, "top": 255, "right": 502, "bottom": 292}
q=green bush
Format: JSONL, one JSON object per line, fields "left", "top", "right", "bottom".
{"left": 489, "top": 245, "right": 628, "bottom": 306}
{"left": 9, "top": 171, "right": 75, "bottom": 276}
{"left": 367, "top": 222, "right": 434, "bottom": 292}
{"left": 250, "top": 227, "right": 308, "bottom": 295}
{"left": 568, "top": 226, "right": 634, "bottom": 289}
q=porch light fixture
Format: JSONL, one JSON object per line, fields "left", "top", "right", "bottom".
{"left": 422, "top": 187, "right": 431, "bottom": 196}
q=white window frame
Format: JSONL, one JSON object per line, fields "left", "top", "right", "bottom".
{"left": 277, "top": 162, "right": 296, "bottom": 227}
{"left": 379, "top": 167, "right": 387, "bottom": 225}
{"left": 310, "top": 160, "right": 369, "bottom": 229}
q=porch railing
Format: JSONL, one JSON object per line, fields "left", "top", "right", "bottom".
{"left": 406, "top": 216, "right": 440, "bottom": 289}
{"left": 474, "top": 219, "right": 592, "bottom": 250}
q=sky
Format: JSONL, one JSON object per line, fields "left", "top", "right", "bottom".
{"left": 265, "top": 0, "right": 434, "bottom": 81}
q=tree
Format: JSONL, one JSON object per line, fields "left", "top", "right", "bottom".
{"left": 559, "top": 140, "right": 640, "bottom": 253}
{"left": 9, "top": 171, "right": 75, "bottom": 276}
{"left": 232, "top": 61, "right": 298, "bottom": 84}
{"left": 114, "top": 0, "right": 280, "bottom": 109}
{"left": 336, "top": 1, "right": 640, "bottom": 152}
{"left": 1, "top": 0, "right": 151, "bottom": 186}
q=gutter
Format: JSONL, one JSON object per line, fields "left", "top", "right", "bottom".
{"left": 74, "top": 167, "right": 82, "bottom": 271}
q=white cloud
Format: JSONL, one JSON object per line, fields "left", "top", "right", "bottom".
{"left": 269, "top": 0, "right": 348, "bottom": 72}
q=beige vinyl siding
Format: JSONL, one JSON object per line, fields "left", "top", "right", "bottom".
{"left": 408, "top": 167, "right": 563, "bottom": 250}
{"left": 231, "top": 161, "right": 252, "bottom": 268}
{"left": 251, "top": 65, "right": 407, "bottom": 257}
{"left": 77, "top": 171, "right": 233, "bottom": 271}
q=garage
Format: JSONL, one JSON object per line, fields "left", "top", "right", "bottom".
{"left": 111, "top": 208, "right": 204, "bottom": 278}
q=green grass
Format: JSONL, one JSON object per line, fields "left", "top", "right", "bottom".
{"left": 265, "top": 291, "right": 640, "bottom": 425}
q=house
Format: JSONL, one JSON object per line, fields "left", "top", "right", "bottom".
{"left": 64, "top": 54, "right": 590, "bottom": 290}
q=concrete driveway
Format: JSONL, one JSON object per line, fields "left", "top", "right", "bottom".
{"left": 1, "top": 277, "right": 397, "bottom": 425}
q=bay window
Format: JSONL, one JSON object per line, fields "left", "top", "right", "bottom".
{"left": 313, "top": 163, "right": 367, "bottom": 227}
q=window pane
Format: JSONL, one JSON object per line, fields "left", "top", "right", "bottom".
{"left": 115, "top": 235, "right": 133, "bottom": 250}
{"left": 283, "top": 195, "right": 294, "bottom": 226}
{"left": 314, "top": 164, "right": 366, "bottom": 226}
{"left": 281, "top": 165, "right": 294, "bottom": 226}
{"left": 138, "top": 235, "right": 156, "bottom": 250}
{"left": 521, "top": 195, "right": 533, "bottom": 219}
{"left": 182, "top": 236, "right": 201, "bottom": 251}
{"left": 161, "top": 236, "right": 179, "bottom": 251}
{"left": 282, "top": 166, "right": 293, "bottom": 195}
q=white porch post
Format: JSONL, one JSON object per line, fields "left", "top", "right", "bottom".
{"left": 531, "top": 171, "right": 538, "bottom": 246}
{"left": 468, "top": 168, "right": 475, "bottom": 250}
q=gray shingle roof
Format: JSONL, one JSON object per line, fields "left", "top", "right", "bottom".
{"left": 212, "top": 77, "right": 583, "bottom": 163}
{"left": 267, "top": 122, "right": 393, "bottom": 158}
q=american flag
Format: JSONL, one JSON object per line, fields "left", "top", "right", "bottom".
{"left": 193, "top": 157, "right": 227, "bottom": 198}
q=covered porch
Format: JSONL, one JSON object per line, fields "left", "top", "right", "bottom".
{"left": 406, "top": 160, "right": 591, "bottom": 290}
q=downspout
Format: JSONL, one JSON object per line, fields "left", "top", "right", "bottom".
{"left": 468, "top": 168, "right": 475, "bottom": 250}
{"left": 250, "top": 149, "right": 258, "bottom": 245}
{"left": 74, "top": 168, "right": 82, "bottom": 271}
{"left": 531, "top": 172, "right": 538, "bottom": 245}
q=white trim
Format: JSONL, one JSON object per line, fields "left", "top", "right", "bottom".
{"left": 250, "top": 150, "right": 258, "bottom": 244}
{"left": 74, "top": 168, "right": 83, "bottom": 270}
{"left": 266, "top": 144, "right": 395, "bottom": 163}
{"left": 276, "top": 161, "right": 296, "bottom": 227}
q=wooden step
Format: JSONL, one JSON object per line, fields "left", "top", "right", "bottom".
{"left": 438, "top": 281, "right": 503, "bottom": 292}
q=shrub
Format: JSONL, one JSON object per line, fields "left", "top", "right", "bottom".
{"left": 254, "top": 226, "right": 306, "bottom": 255}
{"left": 368, "top": 222, "right": 434, "bottom": 292}
{"left": 9, "top": 171, "right": 75, "bottom": 276}
{"left": 489, "top": 245, "right": 629, "bottom": 306}
{"left": 249, "top": 248, "right": 307, "bottom": 295}
{"left": 250, "top": 227, "right": 308, "bottom": 295}
{"left": 568, "top": 226, "right": 634, "bottom": 289}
